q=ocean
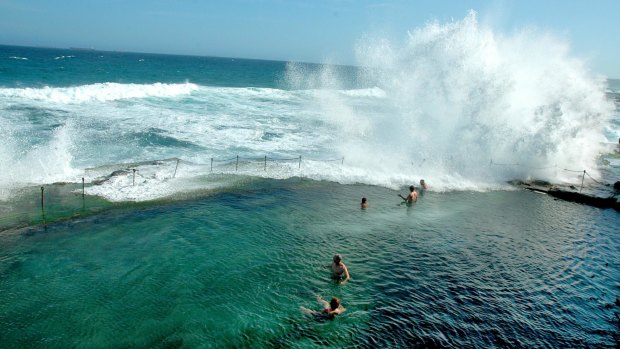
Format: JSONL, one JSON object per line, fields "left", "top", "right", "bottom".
{"left": 1, "top": 13, "right": 619, "bottom": 348}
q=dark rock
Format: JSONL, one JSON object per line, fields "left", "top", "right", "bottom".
{"left": 547, "top": 189, "right": 618, "bottom": 209}
{"left": 511, "top": 179, "right": 619, "bottom": 210}
{"left": 110, "top": 169, "right": 130, "bottom": 177}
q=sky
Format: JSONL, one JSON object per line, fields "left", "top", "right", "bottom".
{"left": 0, "top": 0, "right": 618, "bottom": 78}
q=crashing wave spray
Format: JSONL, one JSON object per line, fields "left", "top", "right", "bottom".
{"left": 0, "top": 123, "right": 78, "bottom": 200}
{"left": 305, "top": 11, "right": 615, "bottom": 188}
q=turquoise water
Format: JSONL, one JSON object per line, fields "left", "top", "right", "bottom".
{"left": 2, "top": 12, "right": 620, "bottom": 348}
{"left": 1, "top": 180, "right": 618, "bottom": 347}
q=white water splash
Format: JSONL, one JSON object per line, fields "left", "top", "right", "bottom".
{"left": 298, "top": 11, "right": 615, "bottom": 186}
{"left": 0, "top": 123, "right": 79, "bottom": 200}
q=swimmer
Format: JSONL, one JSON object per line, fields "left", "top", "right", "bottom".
{"left": 300, "top": 295, "right": 346, "bottom": 318}
{"left": 418, "top": 180, "right": 428, "bottom": 197}
{"left": 419, "top": 179, "right": 428, "bottom": 190}
{"left": 361, "top": 197, "right": 369, "bottom": 209}
{"left": 326, "top": 254, "right": 350, "bottom": 285}
{"left": 398, "top": 185, "right": 418, "bottom": 203}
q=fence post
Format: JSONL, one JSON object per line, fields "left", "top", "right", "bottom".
{"left": 299, "top": 155, "right": 302, "bottom": 169}
{"left": 236, "top": 155, "right": 239, "bottom": 171}
{"left": 173, "top": 159, "right": 179, "bottom": 178}
{"left": 580, "top": 170, "right": 585, "bottom": 192}
{"left": 264, "top": 156, "right": 267, "bottom": 171}
{"left": 40, "top": 186, "right": 46, "bottom": 225}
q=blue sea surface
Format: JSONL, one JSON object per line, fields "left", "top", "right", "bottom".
{"left": 1, "top": 37, "right": 619, "bottom": 348}
{"left": 0, "top": 44, "right": 360, "bottom": 89}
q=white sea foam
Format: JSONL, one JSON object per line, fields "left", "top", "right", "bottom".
{"left": 0, "top": 82, "right": 199, "bottom": 104}
{"left": 338, "top": 87, "right": 386, "bottom": 98}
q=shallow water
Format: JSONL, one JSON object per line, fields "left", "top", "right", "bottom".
{"left": 0, "top": 180, "right": 618, "bottom": 348}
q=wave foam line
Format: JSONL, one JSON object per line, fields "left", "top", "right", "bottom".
{"left": 0, "top": 82, "right": 199, "bottom": 104}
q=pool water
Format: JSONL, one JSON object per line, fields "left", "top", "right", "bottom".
{"left": 0, "top": 179, "right": 618, "bottom": 348}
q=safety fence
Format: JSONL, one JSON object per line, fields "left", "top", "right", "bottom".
{"left": 91, "top": 155, "right": 345, "bottom": 186}
{"left": 0, "top": 155, "right": 346, "bottom": 231}
{"left": 489, "top": 159, "right": 608, "bottom": 192}
{"left": 1, "top": 155, "right": 614, "bottom": 231}
{"left": 208, "top": 155, "right": 344, "bottom": 172}
{"left": 0, "top": 182, "right": 111, "bottom": 232}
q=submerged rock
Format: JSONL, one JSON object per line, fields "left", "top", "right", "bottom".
{"left": 512, "top": 180, "right": 619, "bottom": 212}
{"left": 547, "top": 189, "right": 618, "bottom": 209}
{"left": 91, "top": 169, "right": 132, "bottom": 185}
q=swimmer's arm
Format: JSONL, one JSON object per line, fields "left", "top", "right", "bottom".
{"left": 398, "top": 194, "right": 408, "bottom": 201}
{"left": 328, "top": 307, "right": 346, "bottom": 315}
{"left": 300, "top": 306, "right": 317, "bottom": 315}
{"left": 316, "top": 295, "right": 329, "bottom": 308}
{"left": 340, "top": 264, "right": 350, "bottom": 285}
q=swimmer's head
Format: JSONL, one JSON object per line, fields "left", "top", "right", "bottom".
{"left": 409, "top": 185, "right": 415, "bottom": 192}
{"left": 330, "top": 297, "right": 340, "bottom": 310}
{"left": 333, "top": 254, "right": 342, "bottom": 263}
{"left": 361, "top": 197, "right": 367, "bottom": 204}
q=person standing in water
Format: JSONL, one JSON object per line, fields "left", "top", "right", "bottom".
{"left": 419, "top": 179, "right": 428, "bottom": 190}
{"left": 398, "top": 185, "right": 418, "bottom": 203}
{"left": 361, "top": 197, "right": 369, "bottom": 209}
{"left": 327, "top": 254, "right": 350, "bottom": 285}
{"left": 418, "top": 180, "right": 428, "bottom": 197}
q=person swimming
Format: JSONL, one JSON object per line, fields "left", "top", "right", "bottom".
{"left": 328, "top": 254, "right": 350, "bottom": 285}
{"left": 361, "top": 197, "right": 369, "bottom": 209}
{"left": 300, "top": 295, "right": 346, "bottom": 319}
